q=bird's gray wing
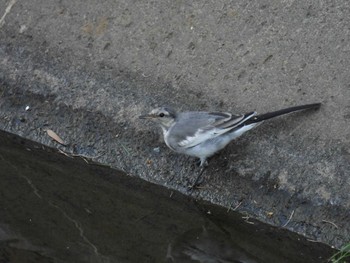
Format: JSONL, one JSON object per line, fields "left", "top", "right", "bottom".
{"left": 170, "top": 111, "right": 256, "bottom": 148}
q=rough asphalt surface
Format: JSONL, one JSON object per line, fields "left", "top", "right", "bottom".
{"left": 0, "top": 0, "right": 349, "bottom": 248}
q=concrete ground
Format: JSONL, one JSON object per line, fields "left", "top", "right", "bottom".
{"left": 1, "top": 0, "right": 349, "bottom": 248}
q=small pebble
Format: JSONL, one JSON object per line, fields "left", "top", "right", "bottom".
{"left": 153, "top": 147, "right": 160, "bottom": 153}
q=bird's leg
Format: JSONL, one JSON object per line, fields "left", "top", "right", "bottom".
{"left": 188, "top": 158, "right": 208, "bottom": 190}
{"left": 192, "top": 166, "right": 206, "bottom": 186}
{"left": 194, "top": 157, "right": 209, "bottom": 167}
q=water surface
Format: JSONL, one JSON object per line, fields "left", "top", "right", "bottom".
{"left": 0, "top": 130, "right": 335, "bottom": 262}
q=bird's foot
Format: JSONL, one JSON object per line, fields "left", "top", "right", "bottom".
{"left": 195, "top": 159, "right": 202, "bottom": 167}
{"left": 187, "top": 166, "right": 206, "bottom": 191}
{"left": 195, "top": 158, "right": 208, "bottom": 167}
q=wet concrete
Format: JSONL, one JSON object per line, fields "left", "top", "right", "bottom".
{"left": 0, "top": 130, "right": 338, "bottom": 262}
{"left": 0, "top": 0, "right": 350, "bottom": 249}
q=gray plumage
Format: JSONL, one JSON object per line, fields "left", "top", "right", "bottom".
{"left": 140, "top": 103, "right": 321, "bottom": 167}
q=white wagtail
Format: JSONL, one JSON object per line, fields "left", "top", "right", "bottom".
{"left": 140, "top": 103, "right": 320, "bottom": 186}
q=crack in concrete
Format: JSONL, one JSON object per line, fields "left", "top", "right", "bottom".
{"left": 0, "top": 0, "right": 17, "bottom": 29}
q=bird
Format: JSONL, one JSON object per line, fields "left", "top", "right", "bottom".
{"left": 140, "top": 103, "right": 321, "bottom": 187}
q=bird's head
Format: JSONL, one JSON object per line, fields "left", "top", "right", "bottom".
{"left": 139, "top": 107, "right": 177, "bottom": 130}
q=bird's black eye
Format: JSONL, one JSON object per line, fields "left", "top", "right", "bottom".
{"left": 159, "top": 113, "right": 165, "bottom": 117}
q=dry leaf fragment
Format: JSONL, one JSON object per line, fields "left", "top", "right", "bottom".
{"left": 46, "top": 129, "right": 66, "bottom": 146}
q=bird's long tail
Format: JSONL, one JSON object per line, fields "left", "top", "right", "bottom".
{"left": 245, "top": 103, "right": 321, "bottom": 124}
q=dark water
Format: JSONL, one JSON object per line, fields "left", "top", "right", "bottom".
{"left": 0, "top": 130, "right": 336, "bottom": 263}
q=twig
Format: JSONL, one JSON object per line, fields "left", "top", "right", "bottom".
{"left": 58, "top": 148, "right": 73, "bottom": 158}
{"left": 69, "top": 151, "right": 104, "bottom": 159}
{"left": 120, "top": 143, "right": 130, "bottom": 155}
{"left": 81, "top": 157, "right": 89, "bottom": 164}
{"left": 282, "top": 210, "right": 295, "bottom": 227}
{"left": 321, "top": 220, "right": 339, "bottom": 229}
{"left": 58, "top": 148, "right": 104, "bottom": 161}
{"left": 306, "top": 239, "right": 323, "bottom": 243}
{"left": 227, "top": 201, "right": 242, "bottom": 212}
{"left": 233, "top": 201, "right": 243, "bottom": 211}
{"left": 242, "top": 214, "right": 255, "bottom": 225}
{"left": 0, "top": 0, "right": 17, "bottom": 28}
